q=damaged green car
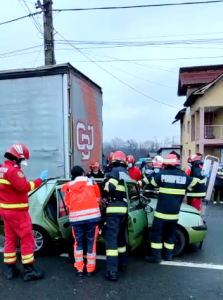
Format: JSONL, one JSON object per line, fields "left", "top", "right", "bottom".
{"left": 0, "top": 178, "right": 207, "bottom": 256}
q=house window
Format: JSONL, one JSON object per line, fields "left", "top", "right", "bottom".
{"left": 189, "top": 150, "right": 191, "bottom": 156}
{"left": 187, "top": 121, "right": 190, "bottom": 134}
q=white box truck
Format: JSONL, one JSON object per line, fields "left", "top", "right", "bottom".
{"left": 0, "top": 63, "right": 103, "bottom": 180}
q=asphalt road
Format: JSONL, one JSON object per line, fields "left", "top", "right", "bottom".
{"left": 1, "top": 202, "right": 223, "bottom": 300}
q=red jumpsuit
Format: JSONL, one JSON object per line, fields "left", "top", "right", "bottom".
{"left": 128, "top": 166, "right": 143, "bottom": 181}
{"left": 0, "top": 160, "right": 42, "bottom": 265}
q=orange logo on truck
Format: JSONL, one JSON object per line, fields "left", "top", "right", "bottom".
{"left": 76, "top": 120, "right": 94, "bottom": 161}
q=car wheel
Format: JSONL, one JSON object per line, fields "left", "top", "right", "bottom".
{"left": 33, "top": 226, "right": 50, "bottom": 254}
{"left": 173, "top": 228, "right": 186, "bottom": 257}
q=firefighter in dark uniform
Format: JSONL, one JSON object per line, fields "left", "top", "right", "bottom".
{"left": 104, "top": 151, "right": 129, "bottom": 281}
{"left": 139, "top": 154, "right": 197, "bottom": 263}
{"left": 186, "top": 154, "right": 206, "bottom": 212}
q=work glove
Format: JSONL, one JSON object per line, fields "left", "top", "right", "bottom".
{"left": 40, "top": 170, "right": 48, "bottom": 181}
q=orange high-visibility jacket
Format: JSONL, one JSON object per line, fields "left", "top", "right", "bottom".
{"left": 61, "top": 176, "right": 101, "bottom": 225}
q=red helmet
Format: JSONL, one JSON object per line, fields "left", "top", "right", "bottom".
{"left": 92, "top": 162, "right": 100, "bottom": 171}
{"left": 163, "top": 154, "right": 180, "bottom": 166}
{"left": 108, "top": 152, "right": 114, "bottom": 164}
{"left": 126, "top": 155, "right": 135, "bottom": 164}
{"left": 5, "top": 143, "right": 30, "bottom": 160}
{"left": 187, "top": 154, "right": 202, "bottom": 164}
{"left": 112, "top": 151, "right": 126, "bottom": 165}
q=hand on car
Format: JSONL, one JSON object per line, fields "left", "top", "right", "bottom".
{"left": 40, "top": 170, "right": 48, "bottom": 181}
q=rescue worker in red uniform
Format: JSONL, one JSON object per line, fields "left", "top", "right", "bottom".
{"left": 139, "top": 154, "right": 197, "bottom": 263}
{"left": 126, "top": 155, "right": 142, "bottom": 181}
{"left": 87, "top": 162, "right": 104, "bottom": 179}
{"left": 104, "top": 151, "right": 129, "bottom": 281}
{"left": 0, "top": 143, "right": 48, "bottom": 281}
{"left": 186, "top": 154, "right": 206, "bottom": 212}
{"left": 62, "top": 166, "right": 101, "bottom": 277}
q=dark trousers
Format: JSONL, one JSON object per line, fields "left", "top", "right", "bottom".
{"left": 150, "top": 217, "right": 177, "bottom": 261}
{"left": 104, "top": 215, "right": 127, "bottom": 272}
{"left": 214, "top": 186, "right": 223, "bottom": 202}
{"left": 72, "top": 223, "right": 99, "bottom": 272}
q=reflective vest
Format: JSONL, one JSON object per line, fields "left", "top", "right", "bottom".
{"left": 0, "top": 160, "right": 42, "bottom": 211}
{"left": 62, "top": 176, "right": 101, "bottom": 225}
{"left": 148, "top": 167, "right": 197, "bottom": 220}
{"left": 104, "top": 166, "right": 129, "bottom": 216}
{"left": 187, "top": 164, "right": 206, "bottom": 198}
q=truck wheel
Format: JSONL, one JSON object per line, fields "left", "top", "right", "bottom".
{"left": 173, "top": 228, "right": 186, "bottom": 256}
{"left": 33, "top": 226, "right": 50, "bottom": 254}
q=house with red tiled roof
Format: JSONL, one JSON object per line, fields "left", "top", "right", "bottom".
{"left": 173, "top": 64, "right": 223, "bottom": 169}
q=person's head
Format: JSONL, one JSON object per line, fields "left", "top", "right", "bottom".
{"left": 145, "top": 157, "right": 153, "bottom": 166}
{"left": 153, "top": 161, "right": 163, "bottom": 173}
{"left": 163, "top": 154, "right": 180, "bottom": 169}
{"left": 196, "top": 153, "right": 203, "bottom": 160}
{"left": 111, "top": 151, "right": 127, "bottom": 167}
{"left": 107, "top": 152, "right": 114, "bottom": 165}
{"left": 4, "top": 143, "right": 30, "bottom": 167}
{"left": 71, "top": 166, "right": 85, "bottom": 180}
{"left": 126, "top": 155, "right": 135, "bottom": 169}
{"left": 188, "top": 154, "right": 203, "bottom": 166}
{"left": 92, "top": 162, "right": 100, "bottom": 174}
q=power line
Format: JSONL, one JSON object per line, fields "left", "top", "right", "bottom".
{"left": 0, "top": 11, "right": 42, "bottom": 26}
{"left": 84, "top": 54, "right": 176, "bottom": 89}
{"left": 53, "top": 0, "right": 223, "bottom": 12}
{"left": 55, "top": 31, "right": 181, "bottom": 110}
{"left": 18, "top": 0, "right": 43, "bottom": 34}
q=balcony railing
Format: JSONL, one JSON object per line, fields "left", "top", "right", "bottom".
{"left": 204, "top": 125, "right": 223, "bottom": 139}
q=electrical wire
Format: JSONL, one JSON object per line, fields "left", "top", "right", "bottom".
{"left": 55, "top": 31, "right": 182, "bottom": 110}
{"left": 81, "top": 49, "right": 177, "bottom": 73}
{"left": 84, "top": 54, "right": 176, "bottom": 89}
{"left": 53, "top": 1, "right": 223, "bottom": 12}
{"left": 33, "top": 44, "right": 43, "bottom": 67}
{"left": 18, "top": 0, "right": 43, "bottom": 34}
{"left": 0, "top": 12, "right": 42, "bottom": 26}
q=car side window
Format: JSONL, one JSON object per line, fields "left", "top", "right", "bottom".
{"left": 57, "top": 189, "right": 69, "bottom": 218}
{"left": 126, "top": 182, "right": 140, "bottom": 212}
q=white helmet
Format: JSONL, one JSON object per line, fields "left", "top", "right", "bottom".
{"left": 153, "top": 155, "right": 163, "bottom": 164}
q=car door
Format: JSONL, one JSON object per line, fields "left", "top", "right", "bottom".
{"left": 126, "top": 181, "right": 148, "bottom": 250}
{"left": 55, "top": 185, "right": 72, "bottom": 240}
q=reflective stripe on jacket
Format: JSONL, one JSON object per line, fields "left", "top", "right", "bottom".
{"left": 147, "top": 167, "right": 197, "bottom": 220}
{"left": 104, "top": 166, "right": 129, "bottom": 200}
{"left": 62, "top": 176, "right": 101, "bottom": 225}
{"left": 0, "top": 160, "right": 42, "bottom": 211}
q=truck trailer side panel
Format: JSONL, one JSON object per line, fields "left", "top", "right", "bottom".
{"left": 71, "top": 74, "right": 103, "bottom": 171}
{"left": 0, "top": 74, "right": 66, "bottom": 180}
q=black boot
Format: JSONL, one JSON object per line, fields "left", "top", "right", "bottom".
{"left": 23, "top": 264, "right": 44, "bottom": 281}
{"left": 6, "top": 264, "right": 20, "bottom": 280}
{"left": 145, "top": 256, "right": 162, "bottom": 263}
{"left": 106, "top": 271, "right": 118, "bottom": 281}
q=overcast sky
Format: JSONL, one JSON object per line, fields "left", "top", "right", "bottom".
{"left": 1, "top": 0, "right": 223, "bottom": 143}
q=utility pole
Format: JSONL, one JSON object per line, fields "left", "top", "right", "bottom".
{"left": 36, "top": 0, "right": 56, "bottom": 65}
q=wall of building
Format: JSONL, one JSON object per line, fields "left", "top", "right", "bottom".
{"left": 191, "top": 77, "right": 223, "bottom": 112}
{"left": 180, "top": 76, "right": 223, "bottom": 168}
